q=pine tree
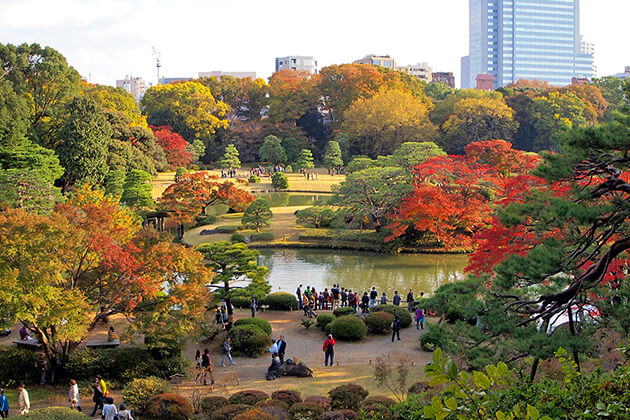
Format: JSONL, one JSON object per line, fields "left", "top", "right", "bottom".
{"left": 219, "top": 143, "right": 241, "bottom": 169}
{"left": 295, "top": 149, "right": 315, "bottom": 170}
{"left": 241, "top": 198, "right": 273, "bottom": 232}
{"left": 323, "top": 141, "right": 343, "bottom": 170}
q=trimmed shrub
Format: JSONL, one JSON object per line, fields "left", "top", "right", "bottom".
{"left": 234, "top": 407, "right": 278, "bottom": 420}
{"left": 229, "top": 390, "right": 270, "bottom": 406}
{"left": 212, "top": 404, "right": 250, "bottom": 420}
{"left": 123, "top": 376, "right": 170, "bottom": 414}
{"left": 408, "top": 382, "right": 430, "bottom": 394}
{"left": 319, "top": 410, "right": 357, "bottom": 420}
{"left": 0, "top": 347, "right": 38, "bottom": 386}
{"left": 304, "top": 396, "right": 332, "bottom": 409}
{"left": 174, "top": 167, "right": 188, "bottom": 181}
{"left": 316, "top": 313, "right": 336, "bottom": 330}
{"left": 359, "top": 405, "right": 392, "bottom": 419}
{"left": 231, "top": 233, "right": 247, "bottom": 243}
{"left": 364, "top": 312, "right": 394, "bottom": 335}
{"left": 228, "top": 324, "right": 271, "bottom": 356}
{"left": 333, "top": 307, "right": 356, "bottom": 317}
{"left": 248, "top": 175, "right": 260, "bottom": 183}
{"left": 231, "top": 295, "right": 253, "bottom": 309}
{"left": 289, "top": 402, "right": 325, "bottom": 420}
{"left": 271, "top": 390, "right": 302, "bottom": 407}
{"left": 216, "top": 225, "right": 239, "bottom": 234}
{"left": 256, "top": 398, "right": 290, "bottom": 410}
{"left": 330, "top": 316, "right": 367, "bottom": 341}
{"left": 272, "top": 172, "right": 289, "bottom": 189}
{"left": 145, "top": 393, "right": 193, "bottom": 420}
{"left": 251, "top": 232, "right": 275, "bottom": 242}
{"left": 325, "top": 323, "right": 333, "bottom": 334}
{"left": 24, "top": 407, "right": 89, "bottom": 419}
{"left": 195, "top": 214, "right": 216, "bottom": 226}
{"left": 200, "top": 395, "right": 229, "bottom": 415}
{"left": 263, "top": 292, "right": 298, "bottom": 310}
{"left": 372, "top": 304, "right": 412, "bottom": 328}
{"left": 234, "top": 318, "right": 272, "bottom": 335}
{"left": 328, "top": 384, "right": 369, "bottom": 411}
{"left": 363, "top": 396, "right": 396, "bottom": 407}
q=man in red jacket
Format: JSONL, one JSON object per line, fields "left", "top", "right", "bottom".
{"left": 323, "top": 334, "right": 336, "bottom": 367}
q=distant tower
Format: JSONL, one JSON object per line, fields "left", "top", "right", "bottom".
{"left": 152, "top": 47, "right": 162, "bottom": 85}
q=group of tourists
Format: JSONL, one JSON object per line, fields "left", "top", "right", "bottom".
{"left": 193, "top": 337, "right": 237, "bottom": 387}
{"left": 301, "top": 170, "right": 319, "bottom": 180}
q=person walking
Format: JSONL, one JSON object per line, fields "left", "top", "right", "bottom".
{"left": 407, "top": 289, "right": 414, "bottom": 312}
{"left": 89, "top": 376, "right": 104, "bottom": 417}
{"left": 36, "top": 352, "right": 48, "bottom": 386}
{"left": 201, "top": 348, "right": 215, "bottom": 385}
{"left": 250, "top": 297, "right": 257, "bottom": 318}
{"left": 393, "top": 291, "right": 401, "bottom": 306}
{"left": 277, "top": 335, "right": 287, "bottom": 364}
{"left": 369, "top": 287, "right": 378, "bottom": 309}
{"left": 302, "top": 293, "right": 310, "bottom": 317}
{"left": 0, "top": 389, "right": 9, "bottom": 418}
{"left": 323, "top": 334, "right": 336, "bottom": 367}
{"left": 296, "top": 284, "right": 303, "bottom": 310}
{"left": 391, "top": 315, "right": 401, "bottom": 342}
{"left": 17, "top": 383, "right": 29, "bottom": 415}
{"left": 415, "top": 307, "right": 425, "bottom": 330}
{"left": 118, "top": 403, "right": 134, "bottom": 420}
{"left": 221, "top": 337, "right": 236, "bottom": 367}
{"left": 68, "top": 379, "right": 81, "bottom": 411}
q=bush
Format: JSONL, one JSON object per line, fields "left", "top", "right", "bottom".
{"left": 123, "top": 376, "right": 170, "bottom": 414}
{"left": 231, "top": 233, "right": 246, "bottom": 243}
{"left": 24, "top": 407, "right": 89, "bottom": 419}
{"left": 330, "top": 316, "right": 367, "bottom": 341}
{"left": 212, "top": 404, "right": 251, "bottom": 420}
{"left": 271, "top": 390, "right": 302, "bottom": 407}
{"left": 228, "top": 324, "right": 271, "bottom": 356}
{"left": 304, "top": 396, "right": 332, "bottom": 409}
{"left": 407, "top": 382, "right": 431, "bottom": 394}
{"left": 216, "top": 225, "right": 239, "bottom": 234}
{"left": 289, "top": 402, "right": 325, "bottom": 420}
{"left": 316, "top": 313, "right": 336, "bottom": 330}
{"left": 263, "top": 292, "right": 298, "bottom": 310}
{"left": 328, "top": 384, "right": 369, "bottom": 411}
{"left": 364, "top": 312, "right": 394, "bottom": 335}
{"left": 200, "top": 395, "right": 229, "bottom": 415}
{"left": 174, "top": 167, "right": 188, "bottom": 181}
{"left": 319, "top": 410, "right": 357, "bottom": 419}
{"left": 372, "top": 304, "right": 412, "bottom": 328}
{"left": 325, "top": 323, "right": 333, "bottom": 334}
{"left": 145, "top": 393, "right": 193, "bottom": 420}
{"left": 363, "top": 396, "right": 396, "bottom": 407}
{"left": 248, "top": 175, "right": 260, "bottom": 183}
{"left": 0, "top": 347, "right": 38, "bottom": 386}
{"left": 189, "top": 164, "right": 200, "bottom": 171}
{"left": 272, "top": 172, "right": 289, "bottom": 189}
{"left": 229, "top": 390, "right": 270, "bottom": 406}
{"left": 234, "top": 318, "right": 272, "bottom": 335}
{"left": 199, "top": 322, "right": 221, "bottom": 343}
{"left": 419, "top": 324, "right": 450, "bottom": 352}
{"left": 359, "top": 405, "right": 392, "bottom": 419}
{"left": 256, "top": 398, "right": 290, "bottom": 410}
{"left": 234, "top": 407, "right": 278, "bottom": 420}
{"left": 333, "top": 307, "right": 356, "bottom": 317}
{"left": 250, "top": 232, "right": 275, "bottom": 242}
{"left": 195, "top": 214, "right": 216, "bottom": 226}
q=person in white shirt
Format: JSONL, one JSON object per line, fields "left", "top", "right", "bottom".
{"left": 68, "top": 379, "right": 81, "bottom": 411}
{"left": 269, "top": 339, "right": 278, "bottom": 355}
{"left": 101, "top": 397, "right": 117, "bottom": 420}
{"left": 17, "top": 383, "right": 29, "bottom": 415}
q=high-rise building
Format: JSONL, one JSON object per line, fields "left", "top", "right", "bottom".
{"left": 432, "top": 72, "right": 456, "bottom": 88}
{"left": 609, "top": 66, "right": 630, "bottom": 81}
{"left": 353, "top": 55, "right": 396, "bottom": 69}
{"left": 275, "top": 56, "right": 318, "bottom": 74}
{"left": 116, "top": 75, "right": 148, "bottom": 102}
{"left": 397, "top": 62, "right": 433, "bottom": 82}
{"left": 461, "top": 0, "right": 594, "bottom": 89}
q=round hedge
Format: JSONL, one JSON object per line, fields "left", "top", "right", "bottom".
{"left": 122, "top": 376, "right": 169, "bottom": 414}
{"left": 234, "top": 318, "right": 272, "bottom": 335}
{"left": 256, "top": 398, "right": 289, "bottom": 410}
{"left": 234, "top": 407, "right": 278, "bottom": 420}
{"left": 363, "top": 396, "right": 396, "bottom": 407}
{"left": 328, "top": 384, "right": 369, "bottom": 411}
{"left": 319, "top": 410, "right": 357, "bottom": 419}
{"left": 364, "top": 311, "right": 394, "bottom": 335}
{"left": 231, "top": 295, "right": 252, "bottom": 308}
{"left": 408, "top": 381, "right": 431, "bottom": 394}
{"left": 145, "top": 393, "right": 193, "bottom": 420}
{"left": 24, "top": 407, "right": 89, "bottom": 420}
{"left": 289, "top": 402, "right": 325, "bottom": 420}
{"left": 316, "top": 313, "right": 336, "bottom": 330}
{"left": 304, "top": 395, "right": 332, "bottom": 409}
{"left": 229, "top": 390, "right": 270, "bottom": 406}
{"left": 372, "top": 304, "right": 412, "bottom": 328}
{"left": 271, "top": 389, "right": 302, "bottom": 407}
{"left": 212, "top": 404, "right": 251, "bottom": 420}
{"left": 333, "top": 307, "right": 356, "bottom": 317}
{"left": 263, "top": 292, "right": 298, "bottom": 310}
{"left": 228, "top": 324, "right": 272, "bottom": 356}
{"left": 330, "top": 315, "right": 367, "bottom": 341}
{"left": 200, "top": 395, "right": 229, "bottom": 415}
{"left": 360, "top": 405, "right": 393, "bottom": 419}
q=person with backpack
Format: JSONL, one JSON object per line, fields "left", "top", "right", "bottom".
{"left": 391, "top": 315, "right": 401, "bottom": 342}
{"left": 323, "top": 334, "right": 336, "bottom": 367}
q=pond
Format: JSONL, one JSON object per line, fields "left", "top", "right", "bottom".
{"left": 251, "top": 192, "right": 332, "bottom": 208}
{"left": 258, "top": 248, "right": 469, "bottom": 297}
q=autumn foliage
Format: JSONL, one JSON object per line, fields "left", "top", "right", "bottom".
{"left": 150, "top": 125, "right": 193, "bottom": 169}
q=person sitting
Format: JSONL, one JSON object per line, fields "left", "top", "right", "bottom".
{"left": 107, "top": 326, "right": 118, "bottom": 342}
{"left": 266, "top": 352, "right": 282, "bottom": 380}
{"left": 19, "top": 326, "right": 29, "bottom": 340}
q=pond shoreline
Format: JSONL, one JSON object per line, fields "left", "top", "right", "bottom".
{"left": 248, "top": 241, "right": 470, "bottom": 255}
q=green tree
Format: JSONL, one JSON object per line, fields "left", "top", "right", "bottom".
{"left": 593, "top": 77, "right": 629, "bottom": 113}
{"left": 57, "top": 96, "right": 112, "bottom": 188}
{"left": 104, "top": 170, "right": 126, "bottom": 198}
{"left": 267, "top": 70, "right": 319, "bottom": 123}
{"left": 441, "top": 97, "right": 518, "bottom": 155}
{"left": 282, "top": 137, "right": 301, "bottom": 164}
{"left": 391, "top": 142, "right": 446, "bottom": 170}
{"left": 83, "top": 84, "right": 147, "bottom": 127}
{"left": 296, "top": 207, "right": 335, "bottom": 228}
{"left": 219, "top": 143, "right": 241, "bottom": 169}
{"left": 196, "top": 241, "right": 269, "bottom": 327}
{"left": 424, "top": 81, "right": 455, "bottom": 103}
{"left": 0, "top": 169, "right": 63, "bottom": 213}
{"left": 295, "top": 149, "right": 315, "bottom": 170}
{"left": 241, "top": 198, "right": 273, "bottom": 232}
{"left": 259, "top": 135, "right": 287, "bottom": 164}
{"left": 531, "top": 91, "right": 589, "bottom": 151}
{"left": 271, "top": 172, "right": 289, "bottom": 190}
{"left": 186, "top": 139, "right": 206, "bottom": 163}
{"left": 331, "top": 166, "right": 413, "bottom": 232}
{"left": 323, "top": 141, "right": 344, "bottom": 170}
{"left": 0, "top": 79, "right": 30, "bottom": 147}
{"left": 121, "top": 169, "right": 154, "bottom": 208}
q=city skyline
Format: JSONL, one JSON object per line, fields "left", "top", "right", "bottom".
{"left": 0, "top": 0, "right": 627, "bottom": 88}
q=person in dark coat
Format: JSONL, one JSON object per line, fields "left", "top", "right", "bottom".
{"left": 391, "top": 315, "right": 401, "bottom": 342}
{"left": 277, "top": 335, "right": 287, "bottom": 364}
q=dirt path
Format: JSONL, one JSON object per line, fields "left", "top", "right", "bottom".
{"left": 178, "top": 308, "right": 433, "bottom": 400}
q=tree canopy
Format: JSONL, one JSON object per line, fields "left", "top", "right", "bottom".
{"left": 241, "top": 198, "right": 273, "bottom": 232}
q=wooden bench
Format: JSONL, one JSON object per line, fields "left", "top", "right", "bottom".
{"left": 85, "top": 339, "right": 120, "bottom": 349}
{"left": 13, "top": 339, "right": 41, "bottom": 349}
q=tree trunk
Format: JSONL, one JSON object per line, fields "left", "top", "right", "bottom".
{"left": 567, "top": 305, "right": 581, "bottom": 372}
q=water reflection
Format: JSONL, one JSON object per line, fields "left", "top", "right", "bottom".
{"left": 251, "top": 192, "right": 331, "bottom": 208}
{"left": 259, "top": 249, "right": 468, "bottom": 295}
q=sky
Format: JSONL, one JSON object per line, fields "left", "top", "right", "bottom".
{"left": 1, "top": 0, "right": 628, "bottom": 88}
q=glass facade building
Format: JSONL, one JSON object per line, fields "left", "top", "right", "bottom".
{"left": 461, "top": 0, "right": 594, "bottom": 88}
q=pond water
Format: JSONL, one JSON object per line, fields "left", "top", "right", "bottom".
{"left": 251, "top": 192, "right": 332, "bottom": 208}
{"left": 258, "top": 248, "right": 469, "bottom": 297}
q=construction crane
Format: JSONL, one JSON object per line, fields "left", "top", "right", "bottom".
{"left": 152, "top": 47, "right": 162, "bottom": 84}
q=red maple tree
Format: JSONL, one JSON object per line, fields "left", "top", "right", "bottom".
{"left": 151, "top": 125, "right": 193, "bottom": 169}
